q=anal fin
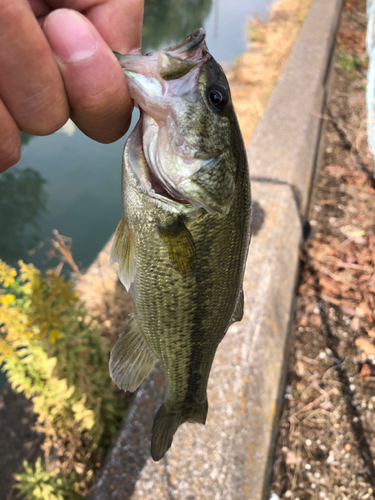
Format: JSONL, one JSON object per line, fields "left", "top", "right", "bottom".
{"left": 109, "top": 314, "right": 157, "bottom": 392}
{"left": 110, "top": 215, "right": 136, "bottom": 291}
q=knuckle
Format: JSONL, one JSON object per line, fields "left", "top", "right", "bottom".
{"left": 20, "top": 90, "right": 70, "bottom": 135}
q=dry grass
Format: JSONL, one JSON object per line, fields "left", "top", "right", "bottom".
{"left": 75, "top": 235, "right": 134, "bottom": 346}
{"left": 228, "top": 0, "right": 312, "bottom": 145}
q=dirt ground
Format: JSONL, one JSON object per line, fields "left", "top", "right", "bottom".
{"left": 0, "top": 386, "right": 40, "bottom": 500}
{"left": 270, "top": 0, "right": 375, "bottom": 499}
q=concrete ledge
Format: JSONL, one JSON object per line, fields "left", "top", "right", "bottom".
{"left": 90, "top": 0, "right": 342, "bottom": 498}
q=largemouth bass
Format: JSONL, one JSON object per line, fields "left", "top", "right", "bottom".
{"left": 110, "top": 28, "right": 252, "bottom": 461}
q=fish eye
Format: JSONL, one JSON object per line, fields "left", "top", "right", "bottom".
{"left": 207, "top": 85, "right": 229, "bottom": 111}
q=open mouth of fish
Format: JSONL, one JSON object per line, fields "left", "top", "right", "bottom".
{"left": 142, "top": 142, "right": 191, "bottom": 207}
{"left": 130, "top": 116, "right": 221, "bottom": 212}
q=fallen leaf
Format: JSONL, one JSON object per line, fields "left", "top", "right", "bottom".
{"left": 295, "top": 360, "right": 305, "bottom": 377}
{"left": 354, "top": 237, "right": 367, "bottom": 245}
{"left": 310, "top": 314, "right": 322, "bottom": 327}
{"left": 351, "top": 316, "right": 360, "bottom": 331}
{"left": 299, "top": 315, "right": 308, "bottom": 327}
{"left": 355, "top": 337, "right": 375, "bottom": 355}
{"left": 319, "top": 276, "right": 341, "bottom": 295}
{"left": 340, "top": 225, "right": 365, "bottom": 239}
{"left": 359, "top": 364, "right": 372, "bottom": 377}
{"left": 285, "top": 449, "right": 297, "bottom": 466}
{"left": 356, "top": 303, "right": 371, "bottom": 318}
{"left": 341, "top": 305, "right": 356, "bottom": 316}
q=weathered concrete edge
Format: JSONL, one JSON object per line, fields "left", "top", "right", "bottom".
{"left": 89, "top": 0, "right": 343, "bottom": 497}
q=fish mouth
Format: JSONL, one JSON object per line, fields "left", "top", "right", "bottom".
{"left": 129, "top": 117, "right": 222, "bottom": 214}
{"left": 121, "top": 31, "right": 229, "bottom": 216}
{"left": 116, "top": 28, "right": 209, "bottom": 86}
{"left": 163, "top": 28, "right": 207, "bottom": 56}
{"left": 143, "top": 144, "right": 195, "bottom": 209}
{"left": 128, "top": 119, "right": 193, "bottom": 210}
{"left": 147, "top": 161, "right": 191, "bottom": 207}
{"left": 140, "top": 114, "right": 226, "bottom": 214}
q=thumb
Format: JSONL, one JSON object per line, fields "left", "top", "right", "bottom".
{"left": 43, "top": 9, "right": 132, "bottom": 143}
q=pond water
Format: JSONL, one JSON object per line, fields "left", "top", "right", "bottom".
{"left": 0, "top": 0, "right": 275, "bottom": 273}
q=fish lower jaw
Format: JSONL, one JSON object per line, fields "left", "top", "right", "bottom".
{"left": 146, "top": 169, "right": 192, "bottom": 209}
{"left": 147, "top": 179, "right": 220, "bottom": 215}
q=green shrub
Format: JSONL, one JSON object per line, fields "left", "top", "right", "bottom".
{"left": 0, "top": 260, "right": 126, "bottom": 498}
{"left": 336, "top": 46, "right": 366, "bottom": 75}
{"left": 14, "top": 458, "right": 83, "bottom": 500}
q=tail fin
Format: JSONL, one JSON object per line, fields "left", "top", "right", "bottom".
{"left": 150, "top": 400, "right": 208, "bottom": 461}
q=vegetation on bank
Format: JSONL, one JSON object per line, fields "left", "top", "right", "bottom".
{"left": 0, "top": 260, "right": 126, "bottom": 499}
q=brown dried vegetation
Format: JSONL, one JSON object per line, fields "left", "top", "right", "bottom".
{"left": 229, "top": 0, "right": 312, "bottom": 145}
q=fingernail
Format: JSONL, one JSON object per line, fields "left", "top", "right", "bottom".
{"left": 44, "top": 9, "right": 98, "bottom": 63}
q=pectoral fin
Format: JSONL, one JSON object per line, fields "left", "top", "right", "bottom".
{"left": 231, "top": 289, "right": 244, "bottom": 323}
{"left": 157, "top": 217, "right": 196, "bottom": 276}
{"left": 109, "top": 314, "right": 157, "bottom": 392}
{"left": 110, "top": 216, "right": 136, "bottom": 291}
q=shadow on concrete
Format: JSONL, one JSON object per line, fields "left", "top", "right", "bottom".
{"left": 251, "top": 200, "right": 266, "bottom": 236}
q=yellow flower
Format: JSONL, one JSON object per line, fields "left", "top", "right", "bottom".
{"left": 0, "top": 294, "right": 15, "bottom": 305}
{"left": 0, "top": 260, "right": 17, "bottom": 287}
{"left": 18, "top": 260, "right": 37, "bottom": 290}
{"left": 50, "top": 329, "right": 61, "bottom": 343}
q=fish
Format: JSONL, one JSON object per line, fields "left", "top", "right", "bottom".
{"left": 109, "top": 28, "right": 252, "bottom": 461}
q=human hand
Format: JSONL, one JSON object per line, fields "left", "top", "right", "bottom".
{"left": 0, "top": 0, "right": 144, "bottom": 172}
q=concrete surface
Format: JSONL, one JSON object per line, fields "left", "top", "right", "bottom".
{"left": 89, "top": 0, "right": 342, "bottom": 498}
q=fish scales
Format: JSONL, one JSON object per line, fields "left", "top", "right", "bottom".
{"left": 110, "top": 28, "right": 252, "bottom": 461}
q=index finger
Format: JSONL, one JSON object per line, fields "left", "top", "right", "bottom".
{"left": 0, "top": 0, "right": 69, "bottom": 134}
{"left": 45, "top": 0, "right": 144, "bottom": 53}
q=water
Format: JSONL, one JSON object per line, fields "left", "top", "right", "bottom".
{"left": 0, "top": 0, "right": 275, "bottom": 272}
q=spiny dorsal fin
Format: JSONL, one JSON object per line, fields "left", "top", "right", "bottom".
{"left": 109, "top": 314, "right": 157, "bottom": 392}
{"left": 231, "top": 289, "right": 244, "bottom": 323}
{"left": 157, "top": 217, "right": 196, "bottom": 276}
{"left": 110, "top": 216, "right": 136, "bottom": 291}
